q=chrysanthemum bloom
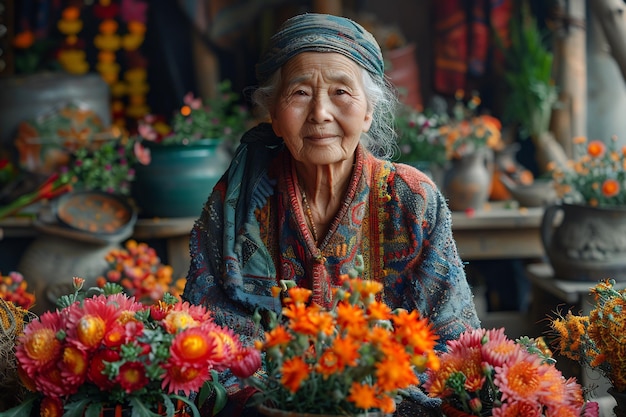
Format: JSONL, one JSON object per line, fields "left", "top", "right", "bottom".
{"left": 375, "top": 349, "right": 418, "bottom": 392}
{"left": 264, "top": 325, "right": 292, "bottom": 348}
{"left": 162, "top": 301, "right": 212, "bottom": 333}
{"left": 281, "top": 356, "right": 310, "bottom": 393}
{"left": 336, "top": 301, "right": 367, "bottom": 338}
{"left": 491, "top": 399, "right": 542, "bottom": 417}
{"left": 330, "top": 335, "right": 360, "bottom": 368}
{"left": 481, "top": 329, "right": 520, "bottom": 368}
{"left": 315, "top": 349, "right": 342, "bottom": 377}
{"left": 286, "top": 287, "right": 313, "bottom": 304}
{"left": 366, "top": 300, "right": 392, "bottom": 321}
{"left": 169, "top": 325, "right": 217, "bottom": 365}
{"left": 202, "top": 323, "right": 241, "bottom": 370}
{"left": 602, "top": 178, "right": 620, "bottom": 198}
{"left": 65, "top": 296, "right": 120, "bottom": 351}
{"left": 229, "top": 346, "right": 262, "bottom": 378}
{"left": 494, "top": 350, "right": 547, "bottom": 403}
{"left": 162, "top": 360, "right": 210, "bottom": 395}
{"left": 285, "top": 303, "right": 326, "bottom": 336}
{"left": 587, "top": 140, "right": 606, "bottom": 158}
{"left": 87, "top": 348, "right": 120, "bottom": 390}
{"left": 58, "top": 344, "right": 89, "bottom": 392}
{"left": 117, "top": 361, "right": 149, "bottom": 393}
{"left": 39, "top": 396, "right": 64, "bottom": 417}
{"left": 348, "top": 382, "right": 378, "bottom": 410}
{"left": 15, "top": 311, "right": 64, "bottom": 376}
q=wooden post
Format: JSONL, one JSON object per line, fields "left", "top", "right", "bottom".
{"left": 313, "top": 0, "right": 343, "bottom": 16}
{"left": 550, "top": 0, "right": 586, "bottom": 157}
{"left": 589, "top": 0, "right": 626, "bottom": 84}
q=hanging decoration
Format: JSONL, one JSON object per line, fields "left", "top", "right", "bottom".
{"left": 57, "top": 5, "right": 89, "bottom": 74}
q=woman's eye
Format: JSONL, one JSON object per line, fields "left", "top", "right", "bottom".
{"left": 336, "top": 89, "right": 347, "bottom": 95}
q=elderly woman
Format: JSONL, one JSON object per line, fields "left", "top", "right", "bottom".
{"left": 183, "top": 12, "right": 480, "bottom": 416}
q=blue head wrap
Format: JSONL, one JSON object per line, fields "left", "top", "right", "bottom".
{"left": 256, "top": 13, "right": 384, "bottom": 84}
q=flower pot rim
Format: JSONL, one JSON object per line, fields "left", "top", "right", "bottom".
{"left": 554, "top": 202, "right": 626, "bottom": 212}
{"left": 257, "top": 403, "right": 386, "bottom": 417}
{"left": 143, "top": 137, "right": 224, "bottom": 149}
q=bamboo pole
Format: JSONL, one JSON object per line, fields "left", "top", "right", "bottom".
{"left": 550, "top": 0, "right": 586, "bottom": 157}
{"left": 589, "top": 0, "right": 626, "bottom": 83}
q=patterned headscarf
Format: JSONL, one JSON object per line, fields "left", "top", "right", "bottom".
{"left": 256, "top": 13, "right": 384, "bottom": 84}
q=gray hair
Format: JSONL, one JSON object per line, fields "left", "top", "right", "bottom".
{"left": 250, "top": 68, "right": 399, "bottom": 160}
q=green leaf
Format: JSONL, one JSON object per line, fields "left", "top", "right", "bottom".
{"left": 0, "top": 395, "right": 36, "bottom": 417}
{"left": 212, "top": 381, "right": 228, "bottom": 415}
{"left": 170, "top": 395, "right": 201, "bottom": 417}
{"left": 63, "top": 398, "right": 93, "bottom": 417}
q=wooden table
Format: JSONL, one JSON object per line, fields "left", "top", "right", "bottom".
{"left": 0, "top": 202, "right": 548, "bottom": 277}
{"left": 451, "top": 204, "right": 546, "bottom": 261}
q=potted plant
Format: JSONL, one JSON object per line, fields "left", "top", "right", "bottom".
{"left": 241, "top": 258, "right": 440, "bottom": 416}
{"left": 551, "top": 279, "right": 626, "bottom": 416}
{"left": 439, "top": 92, "right": 503, "bottom": 211}
{"left": 541, "top": 135, "right": 626, "bottom": 281}
{"left": 394, "top": 103, "right": 448, "bottom": 184}
{"left": 498, "top": 4, "right": 568, "bottom": 173}
{"left": 95, "top": 239, "right": 186, "bottom": 304}
{"left": 424, "top": 327, "right": 598, "bottom": 416}
{"left": 131, "top": 79, "right": 252, "bottom": 218}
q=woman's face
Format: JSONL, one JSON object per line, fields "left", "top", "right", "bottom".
{"left": 270, "top": 52, "right": 373, "bottom": 167}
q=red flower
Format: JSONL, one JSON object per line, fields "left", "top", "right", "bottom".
{"left": 230, "top": 346, "right": 262, "bottom": 378}
{"left": 88, "top": 349, "right": 121, "bottom": 390}
{"left": 118, "top": 361, "right": 149, "bottom": 393}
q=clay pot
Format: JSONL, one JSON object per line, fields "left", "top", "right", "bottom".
{"left": 541, "top": 203, "right": 626, "bottom": 281}
{"left": 442, "top": 148, "right": 494, "bottom": 211}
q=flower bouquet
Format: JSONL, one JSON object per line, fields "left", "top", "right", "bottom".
{"left": 423, "top": 327, "right": 597, "bottom": 417}
{"left": 394, "top": 104, "right": 448, "bottom": 166}
{"left": 0, "top": 277, "right": 260, "bottom": 417}
{"left": 0, "top": 270, "right": 35, "bottom": 310}
{"left": 440, "top": 92, "right": 502, "bottom": 160}
{"left": 243, "top": 260, "right": 441, "bottom": 415}
{"left": 95, "top": 239, "right": 186, "bottom": 304}
{"left": 134, "top": 79, "right": 251, "bottom": 160}
{"left": 550, "top": 279, "right": 626, "bottom": 393}
{"left": 549, "top": 135, "right": 626, "bottom": 208}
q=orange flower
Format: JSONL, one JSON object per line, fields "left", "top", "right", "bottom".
{"left": 348, "top": 382, "right": 378, "bottom": 410}
{"left": 246, "top": 261, "right": 439, "bottom": 414}
{"left": 281, "top": 357, "right": 310, "bottom": 392}
{"left": 602, "top": 178, "right": 620, "bottom": 197}
{"left": 367, "top": 300, "right": 391, "bottom": 320}
{"left": 331, "top": 335, "right": 360, "bottom": 368}
{"left": 13, "top": 30, "right": 35, "bottom": 48}
{"left": 264, "top": 325, "right": 292, "bottom": 348}
{"left": 336, "top": 301, "right": 367, "bottom": 337}
{"left": 315, "top": 350, "right": 341, "bottom": 377}
{"left": 286, "top": 287, "right": 313, "bottom": 304}
{"left": 375, "top": 351, "right": 418, "bottom": 392}
{"left": 587, "top": 140, "right": 606, "bottom": 158}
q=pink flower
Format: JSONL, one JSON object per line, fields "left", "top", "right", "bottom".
{"left": 183, "top": 92, "right": 202, "bottom": 110}
{"left": 581, "top": 402, "right": 599, "bottom": 417}
{"left": 133, "top": 141, "right": 151, "bottom": 165}
{"left": 230, "top": 346, "right": 262, "bottom": 378}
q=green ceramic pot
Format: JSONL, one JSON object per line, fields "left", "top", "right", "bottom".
{"left": 131, "top": 139, "right": 231, "bottom": 218}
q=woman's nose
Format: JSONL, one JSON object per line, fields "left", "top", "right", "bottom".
{"left": 308, "top": 95, "right": 333, "bottom": 123}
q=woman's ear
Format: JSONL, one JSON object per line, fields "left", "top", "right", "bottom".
{"left": 362, "top": 110, "right": 373, "bottom": 133}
